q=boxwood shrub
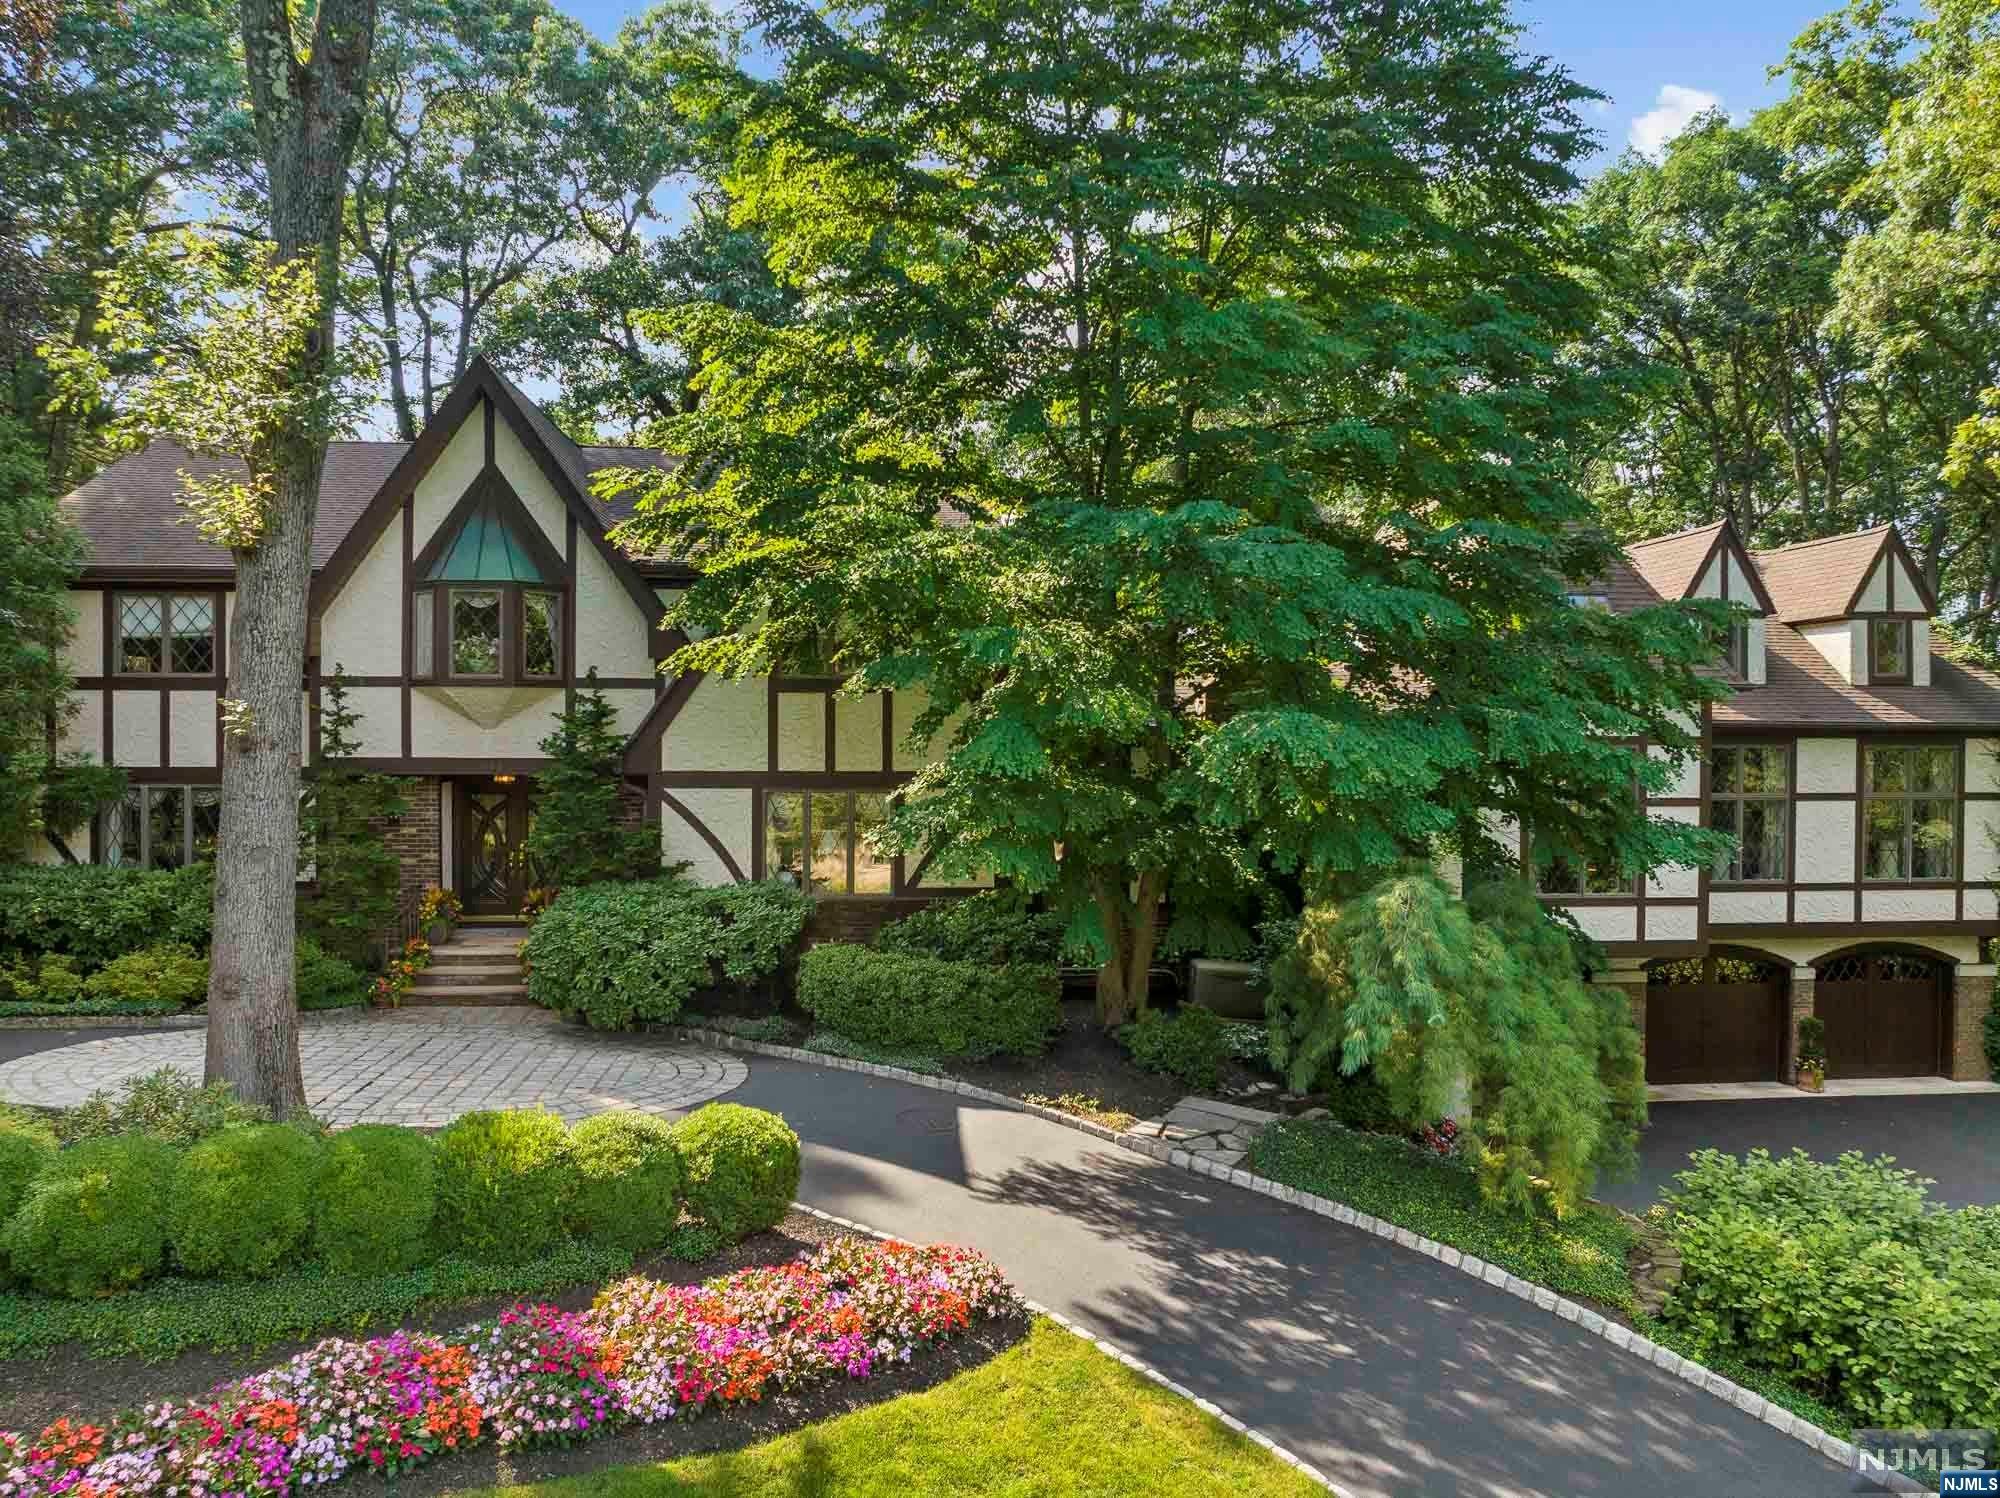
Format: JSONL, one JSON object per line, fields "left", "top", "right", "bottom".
{"left": 2, "top": 1134, "right": 179, "bottom": 1297}
{"left": 1119, "top": 1005, "right": 1227, "bottom": 1089}
{"left": 1662, "top": 1149, "right": 2000, "bottom": 1430}
{"left": 314, "top": 1123, "right": 438, "bottom": 1273}
{"left": 525, "top": 877, "right": 811, "bottom": 1029}
{"left": 431, "top": 1108, "right": 571, "bottom": 1263}
{"left": 671, "top": 1103, "right": 799, "bottom": 1241}
{"left": 874, "top": 891, "right": 1066, "bottom": 966}
{"left": 168, "top": 1123, "right": 323, "bottom": 1279}
{"left": 81, "top": 943, "right": 210, "bottom": 1006}
{"left": 0, "top": 862, "right": 212, "bottom": 967}
{"left": 296, "top": 937, "right": 369, "bottom": 1011}
{"left": 797, "top": 943, "right": 1062, "bottom": 1060}
{"left": 0, "top": 1112, "right": 58, "bottom": 1281}
{"left": 566, "top": 1110, "right": 685, "bottom": 1253}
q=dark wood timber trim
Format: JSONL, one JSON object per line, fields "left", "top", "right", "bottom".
{"left": 654, "top": 770, "right": 914, "bottom": 790}
{"left": 660, "top": 790, "right": 746, "bottom": 882}
{"left": 401, "top": 500, "right": 414, "bottom": 758}
{"left": 620, "top": 668, "right": 707, "bottom": 772}
{"left": 564, "top": 515, "right": 578, "bottom": 715}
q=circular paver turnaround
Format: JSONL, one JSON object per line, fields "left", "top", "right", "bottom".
{"left": 0, "top": 1016, "right": 746, "bottom": 1126}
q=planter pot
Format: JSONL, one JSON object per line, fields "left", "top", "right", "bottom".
{"left": 425, "top": 920, "right": 451, "bottom": 945}
{"left": 1797, "top": 1068, "right": 1825, "bottom": 1093}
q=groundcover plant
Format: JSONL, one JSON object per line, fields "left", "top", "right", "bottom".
{"left": 1, "top": 1238, "right": 1017, "bottom": 1497}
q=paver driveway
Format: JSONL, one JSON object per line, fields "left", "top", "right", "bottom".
{"left": 0, "top": 1015, "right": 744, "bottom": 1125}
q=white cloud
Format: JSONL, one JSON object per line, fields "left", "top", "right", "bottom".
{"left": 1628, "top": 84, "right": 1722, "bottom": 158}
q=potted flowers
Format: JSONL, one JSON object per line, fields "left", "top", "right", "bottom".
{"left": 417, "top": 886, "right": 462, "bottom": 944}
{"left": 1796, "top": 1015, "right": 1827, "bottom": 1092}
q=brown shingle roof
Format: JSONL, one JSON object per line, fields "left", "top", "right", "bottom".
{"left": 1623, "top": 520, "right": 1726, "bottom": 601}
{"left": 1751, "top": 527, "right": 1892, "bottom": 624}
{"left": 60, "top": 440, "right": 409, "bottom": 573}
{"left": 1715, "top": 621, "right": 2000, "bottom": 729}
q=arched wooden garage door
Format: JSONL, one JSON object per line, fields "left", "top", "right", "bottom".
{"left": 1644, "top": 955, "right": 1787, "bottom": 1084}
{"left": 1813, "top": 952, "right": 1945, "bottom": 1078}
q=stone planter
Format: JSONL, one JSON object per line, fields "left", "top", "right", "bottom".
{"left": 1796, "top": 1066, "right": 1825, "bottom": 1093}
{"left": 425, "top": 920, "right": 451, "bottom": 945}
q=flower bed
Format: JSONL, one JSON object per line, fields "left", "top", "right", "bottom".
{"left": 1, "top": 1237, "right": 1019, "bottom": 1498}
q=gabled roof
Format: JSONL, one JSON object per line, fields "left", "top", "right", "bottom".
{"left": 59, "top": 439, "right": 407, "bottom": 576}
{"left": 1750, "top": 526, "right": 1935, "bottom": 624}
{"left": 308, "top": 355, "right": 669, "bottom": 622}
{"left": 1623, "top": 520, "right": 1730, "bottom": 602}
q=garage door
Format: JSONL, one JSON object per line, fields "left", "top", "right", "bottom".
{"left": 1814, "top": 953, "right": 1944, "bottom": 1078}
{"left": 1644, "top": 956, "right": 1786, "bottom": 1084}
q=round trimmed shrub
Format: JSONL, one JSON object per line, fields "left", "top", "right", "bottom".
{"left": 431, "top": 1108, "right": 571, "bottom": 1262}
{"left": 0, "top": 1113, "right": 58, "bottom": 1284}
{"left": 670, "top": 1104, "right": 799, "bottom": 1242}
{"left": 314, "top": 1124, "right": 437, "bottom": 1273}
{"left": 168, "top": 1123, "right": 322, "bottom": 1279}
{"left": 566, "top": 1111, "right": 685, "bottom": 1253}
{"left": 2, "top": 1134, "right": 178, "bottom": 1297}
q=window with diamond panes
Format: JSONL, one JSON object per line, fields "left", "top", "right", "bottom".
{"left": 119, "top": 596, "right": 164, "bottom": 673}
{"left": 118, "top": 593, "right": 215, "bottom": 675}
{"left": 169, "top": 597, "right": 215, "bottom": 673}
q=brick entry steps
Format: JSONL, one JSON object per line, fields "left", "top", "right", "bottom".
{"left": 405, "top": 925, "right": 533, "bottom": 1007}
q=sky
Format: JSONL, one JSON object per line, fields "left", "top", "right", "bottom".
{"left": 559, "top": 0, "right": 1843, "bottom": 172}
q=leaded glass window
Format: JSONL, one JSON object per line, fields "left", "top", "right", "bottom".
{"left": 450, "top": 590, "right": 502, "bottom": 676}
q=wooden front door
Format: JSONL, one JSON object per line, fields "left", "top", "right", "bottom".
{"left": 457, "top": 779, "right": 537, "bottom": 915}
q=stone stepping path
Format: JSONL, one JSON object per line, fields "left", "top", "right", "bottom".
{"left": 1120, "top": 1095, "right": 1280, "bottom": 1169}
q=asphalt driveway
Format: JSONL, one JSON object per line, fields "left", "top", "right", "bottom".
{"left": 1607, "top": 1092, "right": 2000, "bottom": 1211}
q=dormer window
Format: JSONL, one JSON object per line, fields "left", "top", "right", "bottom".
{"left": 409, "top": 470, "right": 567, "bottom": 685}
{"left": 1869, "top": 619, "right": 1911, "bottom": 684}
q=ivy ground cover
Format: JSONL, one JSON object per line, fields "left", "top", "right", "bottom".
{"left": 1, "top": 1238, "right": 1016, "bottom": 1498}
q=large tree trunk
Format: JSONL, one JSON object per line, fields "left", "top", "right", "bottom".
{"left": 1092, "top": 868, "right": 1165, "bottom": 1029}
{"left": 206, "top": 0, "right": 375, "bottom": 1117}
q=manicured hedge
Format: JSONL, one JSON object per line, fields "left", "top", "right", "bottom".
{"left": 314, "top": 1123, "right": 437, "bottom": 1273}
{"left": 167, "top": 1123, "right": 322, "bottom": 1279}
{"left": 1, "top": 1067, "right": 800, "bottom": 1301}
{"left": 525, "top": 877, "right": 813, "bottom": 1029}
{"left": 671, "top": 1103, "right": 799, "bottom": 1241}
{"left": 875, "top": 891, "right": 1067, "bottom": 966}
{"left": 1662, "top": 1149, "right": 2000, "bottom": 1431}
{"left": 0, "top": 862, "right": 212, "bottom": 968}
{"left": 797, "top": 943, "right": 1062, "bottom": 1061}
{"left": 2, "top": 1134, "right": 179, "bottom": 1297}
{"left": 567, "top": 1110, "right": 685, "bottom": 1253}
{"left": 431, "top": 1108, "right": 572, "bottom": 1263}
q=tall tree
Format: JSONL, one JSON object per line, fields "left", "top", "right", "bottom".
{"left": 616, "top": 0, "right": 1731, "bottom": 1025}
{"left": 341, "top": 0, "right": 736, "bottom": 440}
{"left": 203, "top": 0, "right": 377, "bottom": 1114}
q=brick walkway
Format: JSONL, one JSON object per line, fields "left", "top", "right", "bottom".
{"left": 0, "top": 1011, "right": 746, "bottom": 1126}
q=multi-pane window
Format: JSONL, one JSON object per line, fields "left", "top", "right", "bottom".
{"left": 104, "top": 785, "right": 220, "bottom": 869}
{"left": 764, "top": 791, "right": 892, "bottom": 895}
{"left": 522, "top": 592, "right": 561, "bottom": 678}
{"left": 1869, "top": 619, "right": 1912, "bottom": 682}
{"left": 1710, "top": 744, "right": 1788, "bottom": 881}
{"left": 450, "top": 589, "right": 503, "bottom": 676}
{"left": 1536, "top": 853, "right": 1628, "bottom": 896}
{"left": 1863, "top": 745, "right": 1956, "bottom": 880}
{"left": 118, "top": 594, "right": 215, "bottom": 675}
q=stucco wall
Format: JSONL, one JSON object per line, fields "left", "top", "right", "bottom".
{"left": 342, "top": 686, "right": 402, "bottom": 759}
{"left": 775, "top": 691, "right": 825, "bottom": 771}
{"left": 1649, "top": 743, "right": 1702, "bottom": 801}
{"left": 1861, "top": 888, "right": 1956, "bottom": 922}
{"left": 413, "top": 417, "right": 484, "bottom": 552}
{"left": 1856, "top": 555, "right": 1889, "bottom": 612}
{"left": 1644, "top": 905, "right": 1698, "bottom": 942}
{"left": 1794, "top": 800, "right": 1856, "bottom": 882}
{"left": 1711, "top": 890, "right": 1786, "bottom": 923}
{"left": 1796, "top": 738, "right": 1856, "bottom": 794}
{"left": 1799, "top": 622, "right": 1857, "bottom": 683}
{"left": 1646, "top": 805, "right": 1701, "bottom": 897}
{"left": 410, "top": 687, "right": 561, "bottom": 758}
{"left": 835, "top": 694, "right": 884, "bottom": 772}
{"left": 168, "top": 691, "right": 217, "bottom": 768}
{"left": 1750, "top": 932, "right": 1981, "bottom": 966}
{"left": 318, "top": 520, "right": 403, "bottom": 677}
{"left": 112, "top": 689, "right": 159, "bottom": 767}
{"left": 58, "top": 691, "right": 102, "bottom": 759}
{"left": 1567, "top": 906, "right": 1638, "bottom": 943}
{"left": 1794, "top": 888, "right": 1855, "bottom": 923}
{"left": 661, "top": 788, "right": 753, "bottom": 885}
{"left": 661, "top": 675, "right": 766, "bottom": 772}
{"left": 62, "top": 590, "right": 101, "bottom": 674}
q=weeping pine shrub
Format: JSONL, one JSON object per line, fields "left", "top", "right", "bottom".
{"left": 1266, "top": 868, "right": 1646, "bottom": 1216}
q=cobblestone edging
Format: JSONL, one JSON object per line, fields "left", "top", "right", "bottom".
{"left": 0, "top": 1007, "right": 384, "bottom": 1032}
{"left": 784, "top": 1199, "right": 1346, "bottom": 1495}
{"left": 674, "top": 1025, "right": 1904, "bottom": 1491}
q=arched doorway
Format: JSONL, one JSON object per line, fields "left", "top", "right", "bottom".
{"left": 1812, "top": 949, "right": 1947, "bottom": 1078}
{"left": 1644, "top": 952, "right": 1788, "bottom": 1084}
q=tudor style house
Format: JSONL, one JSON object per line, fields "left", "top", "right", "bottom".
{"left": 29, "top": 358, "right": 1997, "bottom": 1084}
{"left": 1543, "top": 518, "right": 2000, "bottom": 1085}
{"left": 39, "top": 358, "right": 985, "bottom": 942}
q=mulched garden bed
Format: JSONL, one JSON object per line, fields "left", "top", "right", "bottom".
{"left": 0, "top": 1210, "right": 854, "bottom": 1435}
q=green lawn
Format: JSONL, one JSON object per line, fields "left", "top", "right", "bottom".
{"left": 474, "top": 1318, "right": 1322, "bottom": 1498}
{"left": 1247, "top": 1118, "right": 1636, "bottom": 1309}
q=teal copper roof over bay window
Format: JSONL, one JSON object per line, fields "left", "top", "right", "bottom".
{"left": 425, "top": 492, "right": 547, "bottom": 582}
